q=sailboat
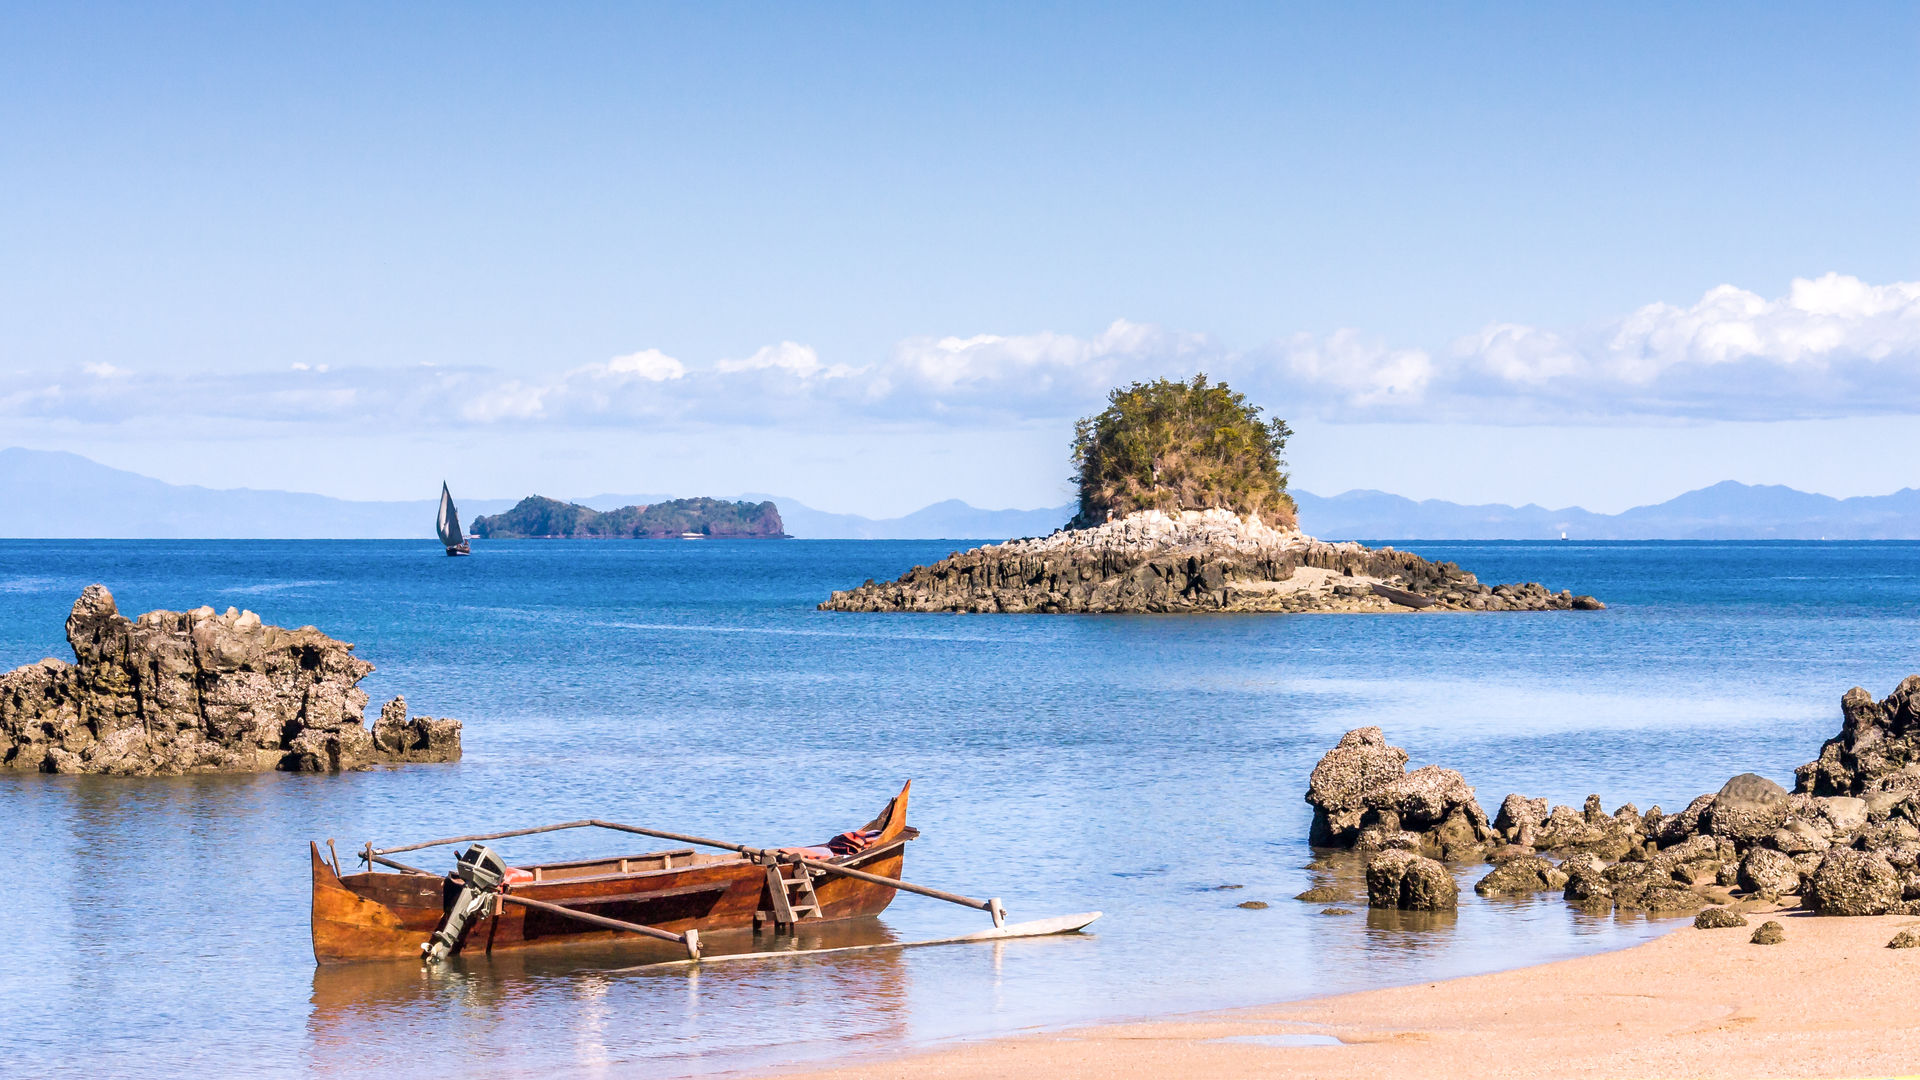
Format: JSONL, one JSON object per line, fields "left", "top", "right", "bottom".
{"left": 437, "top": 483, "right": 471, "bottom": 556}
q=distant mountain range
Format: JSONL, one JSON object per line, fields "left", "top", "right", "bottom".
{"left": 1287, "top": 485, "right": 1920, "bottom": 540}
{"left": 5, "top": 446, "right": 1920, "bottom": 541}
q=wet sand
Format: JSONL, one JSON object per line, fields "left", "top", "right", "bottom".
{"left": 775, "top": 911, "right": 1920, "bottom": 1080}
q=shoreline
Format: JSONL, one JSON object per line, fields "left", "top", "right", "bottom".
{"left": 769, "top": 910, "right": 1920, "bottom": 1080}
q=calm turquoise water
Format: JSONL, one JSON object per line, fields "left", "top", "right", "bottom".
{"left": 3, "top": 539, "right": 1918, "bottom": 1078}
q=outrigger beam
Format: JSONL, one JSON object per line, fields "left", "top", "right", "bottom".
{"left": 497, "top": 893, "right": 700, "bottom": 959}
{"left": 784, "top": 854, "right": 1005, "bottom": 926}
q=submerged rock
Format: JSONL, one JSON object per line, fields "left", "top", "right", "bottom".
{"left": 1365, "top": 850, "right": 1459, "bottom": 911}
{"left": 0, "top": 586, "right": 460, "bottom": 775}
{"left": 820, "top": 509, "right": 1602, "bottom": 615}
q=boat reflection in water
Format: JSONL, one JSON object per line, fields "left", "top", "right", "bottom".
{"left": 306, "top": 918, "right": 913, "bottom": 1076}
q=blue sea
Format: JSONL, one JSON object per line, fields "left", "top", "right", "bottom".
{"left": 2, "top": 539, "right": 1918, "bottom": 1078}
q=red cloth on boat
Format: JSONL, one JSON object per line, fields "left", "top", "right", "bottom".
{"left": 502, "top": 867, "right": 535, "bottom": 885}
{"left": 827, "top": 828, "right": 882, "bottom": 855}
{"left": 774, "top": 846, "right": 836, "bottom": 859}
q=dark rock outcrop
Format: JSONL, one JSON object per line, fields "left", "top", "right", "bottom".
{"left": 1496, "top": 794, "right": 1646, "bottom": 860}
{"left": 1797, "top": 677, "right": 1920, "bottom": 798}
{"left": 1305, "top": 728, "right": 1493, "bottom": 858}
{"left": 0, "top": 586, "right": 460, "bottom": 775}
{"left": 1296, "top": 677, "right": 1920, "bottom": 924}
{"left": 820, "top": 509, "right": 1602, "bottom": 614}
{"left": 1365, "top": 850, "right": 1459, "bottom": 910}
{"left": 1751, "top": 920, "right": 1786, "bottom": 945}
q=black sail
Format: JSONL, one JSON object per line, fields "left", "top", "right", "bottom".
{"left": 437, "top": 483, "right": 464, "bottom": 548}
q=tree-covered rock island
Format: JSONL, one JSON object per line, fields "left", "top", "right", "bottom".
{"left": 472, "top": 496, "right": 787, "bottom": 539}
{"left": 821, "top": 376, "right": 1601, "bottom": 614}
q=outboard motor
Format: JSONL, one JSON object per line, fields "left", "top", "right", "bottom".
{"left": 423, "top": 844, "right": 508, "bottom": 963}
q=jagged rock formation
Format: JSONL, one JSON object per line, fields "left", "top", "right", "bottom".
{"left": 1493, "top": 792, "right": 1649, "bottom": 859}
{"left": 1796, "top": 676, "right": 1920, "bottom": 798}
{"left": 821, "top": 509, "right": 1604, "bottom": 614}
{"left": 0, "top": 586, "right": 460, "bottom": 775}
{"left": 1305, "top": 727, "right": 1494, "bottom": 859}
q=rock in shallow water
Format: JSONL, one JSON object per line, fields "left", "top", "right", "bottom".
{"left": 1305, "top": 727, "right": 1492, "bottom": 858}
{"left": 1366, "top": 850, "right": 1459, "bottom": 911}
{"left": 0, "top": 586, "right": 459, "bottom": 775}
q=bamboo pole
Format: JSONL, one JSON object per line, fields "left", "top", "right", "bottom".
{"left": 373, "top": 820, "right": 596, "bottom": 856}
{"left": 587, "top": 819, "right": 759, "bottom": 855}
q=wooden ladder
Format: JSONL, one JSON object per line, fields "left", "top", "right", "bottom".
{"left": 762, "top": 862, "right": 822, "bottom": 931}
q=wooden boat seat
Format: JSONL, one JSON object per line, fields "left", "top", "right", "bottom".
{"left": 499, "top": 848, "right": 725, "bottom": 885}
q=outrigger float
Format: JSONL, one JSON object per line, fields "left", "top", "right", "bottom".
{"left": 311, "top": 782, "right": 1099, "bottom": 967}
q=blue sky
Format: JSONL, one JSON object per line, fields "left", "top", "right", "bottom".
{"left": 3, "top": 3, "right": 1917, "bottom": 515}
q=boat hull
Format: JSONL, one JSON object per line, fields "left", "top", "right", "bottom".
{"left": 312, "top": 785, "right": 913, "bottom": 964}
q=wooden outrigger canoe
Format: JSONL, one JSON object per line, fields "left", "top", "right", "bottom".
{"left": 312, "top": 782, "right": 927, "bottom": 965}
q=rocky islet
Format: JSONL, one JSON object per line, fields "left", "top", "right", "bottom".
{"left": 821, "top": 508, "right": 1603, "bottom": 614}
{"left": 0, "top": 585, "right": 459, "bottom": 775}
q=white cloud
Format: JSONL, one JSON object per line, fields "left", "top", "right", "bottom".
{"left": 717, "top": 341, "right": 852, "bottom": 379}
{"left": 1247, "top": 272, "right": 1920, "bottom": 421}
{"left": 7, "top": 275, "right": 1919, "bottom": 431}
{"left": 601, "top": 348, "right": 686, "bottom": 382}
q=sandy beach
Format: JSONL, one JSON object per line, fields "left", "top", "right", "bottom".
{"left": 777, "top": 910, "right": 1920, "bottom": 1080}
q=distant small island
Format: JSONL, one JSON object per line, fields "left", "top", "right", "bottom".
{"left": 471, "top": 496, "right": 788, "bottom": 539}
